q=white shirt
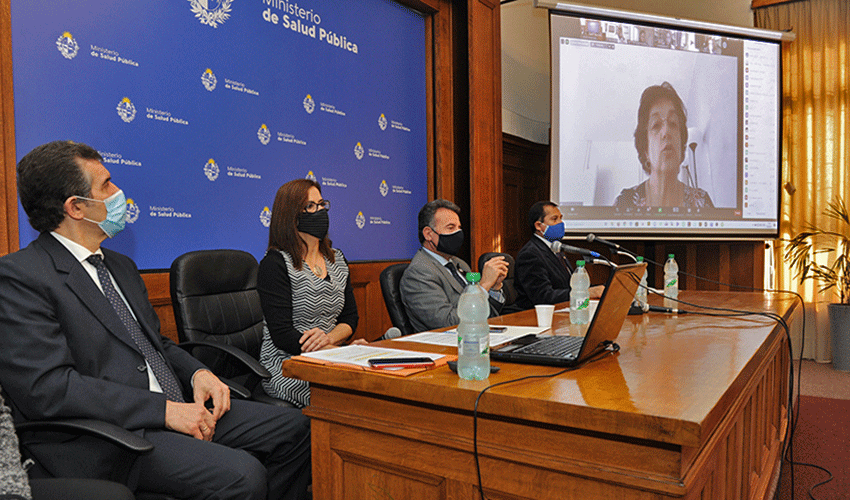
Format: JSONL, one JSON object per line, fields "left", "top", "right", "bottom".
{"left": 50, "top": 232, "right": 164, "bottom": 394}
{"left": 535, "top": 233, "right": 559, "bottom": 253}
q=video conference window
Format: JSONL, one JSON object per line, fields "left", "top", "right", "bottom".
{"left": 549, "top": 13, "right": 781, "bottom": 238}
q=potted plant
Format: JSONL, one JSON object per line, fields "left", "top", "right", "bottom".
{"left": 784, "top": 197, "right": 850, "bottom": 371}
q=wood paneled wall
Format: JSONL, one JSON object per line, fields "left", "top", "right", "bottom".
{"left": 502, "top": 134, "right": 550, "bottom": 257}
{"left": 0, "top": 0, "right": 17, "bottom": 255}
{"left": 468, "top": 0, "right": 503, "bottom": 259}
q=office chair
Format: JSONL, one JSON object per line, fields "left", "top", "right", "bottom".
{"left": 13, "top": 419, "right": 155, "bottom": 500}
{"left": 169, "top": 249, "right": 290, "bottom": 407}
{"left": 379, "top": 263, "right": 415, "bottom": 337}
{"left": 477, "top": 252, "right": 522, "bottom": 313}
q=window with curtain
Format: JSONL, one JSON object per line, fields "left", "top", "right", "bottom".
{"left": 755, "top": 0, "right": 850, "bottom": 362}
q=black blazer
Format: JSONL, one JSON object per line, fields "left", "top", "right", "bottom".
{"left": 514, "top": 236, "right": 574, "bottom": 310}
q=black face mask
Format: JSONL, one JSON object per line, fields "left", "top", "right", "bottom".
{"left": 434, "top": 229, "right": 464, "bottom": 256}
{"left": 297, "top": 209, "right": 329, "bottom": 239}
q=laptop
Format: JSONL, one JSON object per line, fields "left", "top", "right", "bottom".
{"left": 490, "top": 262, "right": 646, "bottom": 367}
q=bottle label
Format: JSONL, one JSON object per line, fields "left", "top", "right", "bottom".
{"left": 458, "top": 338, "right": 489, "bottom": 356}
{"left": 665, "top": 278, "right": 677, "bottom": 288}
{"left": 576, "top": 297, "right": 590, "bottom": 310}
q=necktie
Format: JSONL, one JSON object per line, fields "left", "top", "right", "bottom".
{"left": 86, "top": 255, "right": 185, "bottom": 403}
{"left": 559, "top": 253, "right": 573, "bottom": 277}
{"left": 445, "top": 262, "right": 468, "bottom": 288}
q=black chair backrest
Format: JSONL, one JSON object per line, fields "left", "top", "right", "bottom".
{"left": 169, "top": 250, "right": 265, "bottom": 379}
{"left": 379, "top": 263, "right": 415, "bottom": 337}
{"left": 477, "top": 252, "right": 518, "bottom": 307}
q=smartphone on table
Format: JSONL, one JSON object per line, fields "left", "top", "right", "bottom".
{"left": 368, "top": 357, "right": 435, "bottom": 369}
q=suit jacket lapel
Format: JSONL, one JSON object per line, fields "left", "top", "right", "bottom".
{"left": 534, "top": 237, "right": 571, "bottom": 274}
{"left": 38, "top": 233, "right": 140, "bottom": 353}
{"left": 420, "top": 249, "right": 465, "bottom": 294}
{"left": 445, "top": 257, "right": 469, "bottom": 294}
{"left": 449, "top": 257, "right": 471, "bottom": 290}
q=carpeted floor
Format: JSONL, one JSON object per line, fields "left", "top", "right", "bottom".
{"left": 776, "top": 361, "right": 850, "bottom": 500}
{"left": 797, "top": 359, "right": 850, "bottom": 399}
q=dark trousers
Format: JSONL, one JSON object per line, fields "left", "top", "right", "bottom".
{"left": 29, "top": 478, "right": 135, "bottom": 500}
{"left": 133, "top": 399, "right": 311, "bottom": 500}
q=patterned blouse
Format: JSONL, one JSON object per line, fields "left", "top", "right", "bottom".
{"left": 258, "top": 248, "right": 357, "bottom": 407}
{"left": 614, "top": 180, "right": 714, "bottom": 209}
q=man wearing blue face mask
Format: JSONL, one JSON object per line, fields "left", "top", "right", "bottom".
{"left": 514, "top": 201, "right": 604, "bottom": 310}
{"left": 400, "top": 199, "right": 509, "bottom": 333}
{"left": 0, "top": 141, "right": 311, "bottom": 500}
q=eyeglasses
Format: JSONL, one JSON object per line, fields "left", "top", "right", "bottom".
{"left": 304, "top": 200, "right": 330, "bottom": 213}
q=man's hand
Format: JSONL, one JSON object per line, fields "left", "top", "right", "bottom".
{"left": 165, "top": 401, "right": 218, "bottom": 441}
{"left": 300, "top": 328, "right": 330, "bottom": 352}
{"left": 479, "top": 256, "right": 509, "bottom": 292}
{"left": 191, "top": 369, "right": 230, "bottom": 421}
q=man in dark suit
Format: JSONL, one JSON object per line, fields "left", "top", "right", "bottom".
{"left": 399, "top": 199, "right": 509, "bottom": 332}
{"left": 514, "top": 201, "right": 604, "bottom": 310}
{"left": 0, "top": 141, "right": 311, "bottom": 500}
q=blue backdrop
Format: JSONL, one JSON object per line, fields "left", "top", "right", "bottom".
{"left": 12, "top": 0, "right": 428, "bottom": 269}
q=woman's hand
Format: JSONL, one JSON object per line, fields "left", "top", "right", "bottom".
{"left": 299, "top": 328, "right": 330, "bottom": 352}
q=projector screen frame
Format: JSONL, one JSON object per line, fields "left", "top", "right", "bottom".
{"left": 537, "top": 0, "right": 791, "bottom": 242}
{"left": 534, "top": 1, "right": 796, "bottom": 43}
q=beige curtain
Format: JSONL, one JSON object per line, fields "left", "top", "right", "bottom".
{"left": 755, "top": 0, "right": 850, "bottom": 362}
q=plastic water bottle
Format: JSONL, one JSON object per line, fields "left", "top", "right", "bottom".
{"left": 635, "top": 256, "right": 648, "bottom": 309}
{"left": 457, "top": 272, "right": 490, "bottom": 380}
{"left": 664, "top": 254, "right": 679, "bottom": 310}
{"left": 569, "top": 260, "right": 591, "bottom": 325}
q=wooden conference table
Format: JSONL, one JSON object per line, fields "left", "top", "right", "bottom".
{"left": 282, "top": 291, "right": 798, "bottom": 500}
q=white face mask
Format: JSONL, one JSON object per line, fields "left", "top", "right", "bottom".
{"left": 77, "top": 190, "right": 127, "bottom": 238}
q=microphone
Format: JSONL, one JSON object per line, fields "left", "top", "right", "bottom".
{"left": 647, "top": 305, "right": 686, "bottom": 314}
{"left": 379, "top": 327, "right": 403, "bottom": 340}
{"left": 551, "top": 240, "right": 601, "bottom": 258}
{"left": 585, "top": 233, "right": 623, "bottom": 251}
{"left": 586, "top": 234, "right": 641, "bottom": 259}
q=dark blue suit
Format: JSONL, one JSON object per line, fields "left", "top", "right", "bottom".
{"left": 514, "top": 236, "right": 574, "bottom": 310}
{"left": 0, "top": 233, "right": 310, "bottom": 499}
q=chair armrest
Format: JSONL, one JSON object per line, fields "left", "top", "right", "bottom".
{"left": 178, "top": 341, "right": 272, "bottom": 380}
{"left": 215, "top": 377, "right": 251, "bottom": 400}
{"left": 15, "top": 419, "right": 154, "bottom": 454}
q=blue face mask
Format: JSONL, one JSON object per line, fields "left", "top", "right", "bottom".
{"left": 78, "top": 190, "right": 127, "bottom": 238}
{"left": 542, "top": 221, "right": 565, "bottom": 241}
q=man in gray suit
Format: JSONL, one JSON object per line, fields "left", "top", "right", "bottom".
{"left": 400, "top": 199, "right": 508, "bottom": 332}
{"left": 0, "top": 141, "right": 310, "bottom": 500}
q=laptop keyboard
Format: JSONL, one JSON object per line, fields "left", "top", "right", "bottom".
{"left": 514, "top": 336, "right": 584, "bottom": 357}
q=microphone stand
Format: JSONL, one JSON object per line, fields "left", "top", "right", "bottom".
{"left": 613, "top": 248, "right": 647, "bottom": 315}
{"left": 616, "top": 250, "right": 637, "bottom": 263}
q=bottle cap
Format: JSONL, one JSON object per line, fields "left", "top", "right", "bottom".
{"left": 465, "top": 272, "right": 481, "bottom": 284}
{"left": 668, "top": 254, "right": 675, "bottom": 259}
{"left": 576, "top": 260, "right": 585, "bottom": 267}
{"left": 636, "top": 256, "right": 644, "bottom": 262}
